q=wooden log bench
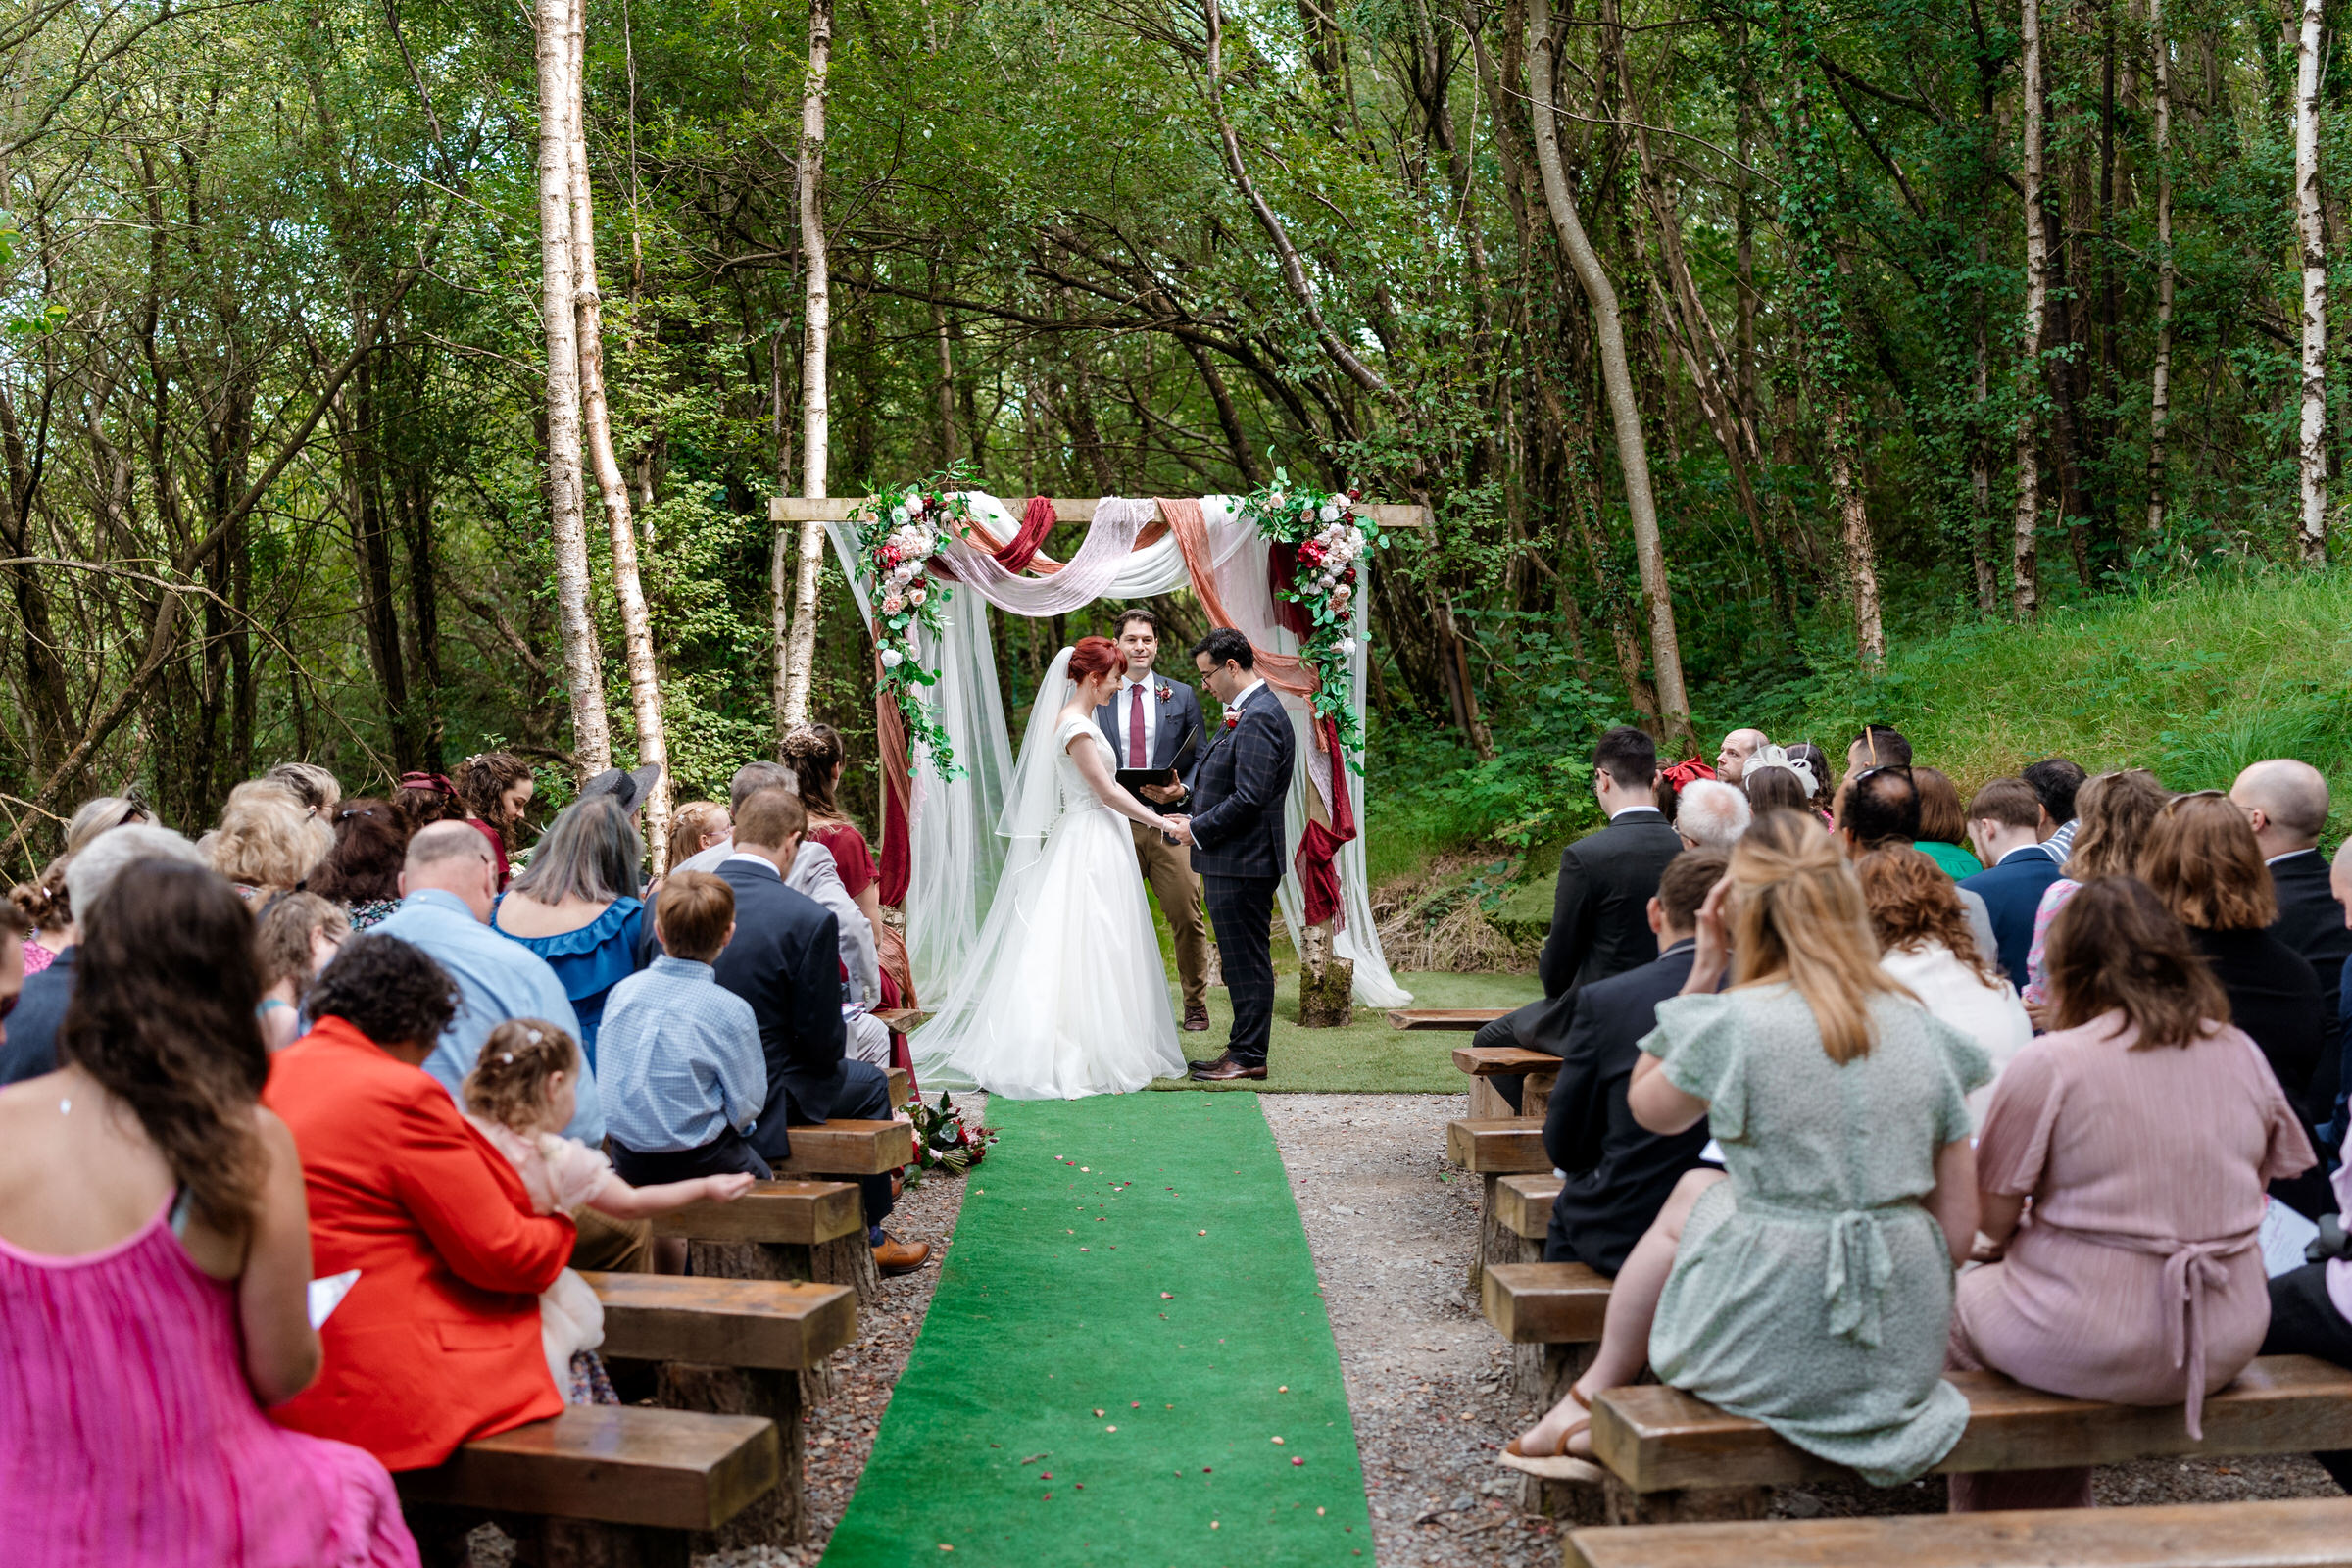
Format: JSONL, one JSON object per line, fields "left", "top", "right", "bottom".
{"left": 653, "top": 1176, "right": 878, "bottom": 1304}
{"left": 1451, "top": 1043, "right": 1559, "bottom": 1121}
{"left": 583, "top": 1271, "right": 856, "bottom": 1549}
{"left": 1494, "top": 1171, "right": 1562, "bottom": 1241}
{"left": 1446, "top": 1116, "right": 1554, "bottom": 1298}
{"left": 398, "top": 1404, "right": 779, "bottom": 1568}
{"left": 1389, "top": 1006, "right": 1511, "bottom": 1030}
{"left": 769, "top": 1118, "right": 913, "bottom": 1178}
{"left": 1589, "top": 1354, "right": 2352, "bottom": 1525}
{"left": 1484, "top": 1257, "right": 1611, "bottom": 1414}
{"left": 1565, "top": 1494, "right": 2352, "bottom": 1568}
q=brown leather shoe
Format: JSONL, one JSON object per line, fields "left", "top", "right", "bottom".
{"left": 1183, "top": 1004, "right": 1211, "bottom": 1032}
{"left": 873, "top": 1234, "right": 931, "bottom": 1276}
{"left": 1193, "top": 1055, "right": 1266, "bottom": 1082}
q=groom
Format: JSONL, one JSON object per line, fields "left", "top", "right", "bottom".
{"left": 1168, "top": 627, "right": 1295, "bottom": 1082}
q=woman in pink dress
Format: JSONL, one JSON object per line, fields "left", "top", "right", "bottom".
{"left": 0, "top": 857, "right": 416, "bottom": 1566}
{"left": 1949, "top": 875, "right": 2314, "bottom": 1512}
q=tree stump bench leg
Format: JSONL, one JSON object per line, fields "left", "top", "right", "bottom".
{"left": 687, "top": 1237, "right": 868, "bottom": 1401}
{"left": 1603, "top": 1478, "right": 1770, "bottom": 1526}
{"left": 1474, "top": 1175, "right": 1539, "bottom": 1293}
{"left": 652, "top": 1363, "right": 806, "bottom": 1549}
{"left": 406, "top": 1504, "right": 699, "bottom": 1568}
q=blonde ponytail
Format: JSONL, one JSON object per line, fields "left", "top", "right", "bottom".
{"left": 1731, "top": 810, "right": 1914, "bottom": 1063}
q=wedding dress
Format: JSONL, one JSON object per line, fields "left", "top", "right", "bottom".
{"left": 909, "top": 651, "right": 1189, "bottom": 1099}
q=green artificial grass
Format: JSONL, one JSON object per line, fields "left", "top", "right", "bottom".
{"left": 1153, "top": 967, "right": 1542, "bottom": 1093}
{"left": 821, "top": 1093, "right": 1375, "bottom": 1568}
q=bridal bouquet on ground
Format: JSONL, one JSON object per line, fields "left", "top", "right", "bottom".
{"left": 848, "top": 474, "right": 985, "bottom": 778}
{"left": 1238, "top": 468, "right": 1390, "bottom": 760}
{"left": 903, "top": 1091, "right": 998, "bottom": 1183}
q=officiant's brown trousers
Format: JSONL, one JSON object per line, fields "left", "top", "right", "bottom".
{"left": 1131, "top": 819, "right": 1209, "bottom": 1009}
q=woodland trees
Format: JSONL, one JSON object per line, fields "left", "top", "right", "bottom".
{"left": 0, "top": 0, "right": 2338, "bottom": 867}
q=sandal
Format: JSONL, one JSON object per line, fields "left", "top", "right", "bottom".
{"left": 1498, "top": 1411, "right": 1603, "bottom": 1483}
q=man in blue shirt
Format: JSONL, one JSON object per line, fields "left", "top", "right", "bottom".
{"left": 375, "top": 822, "right": 602, "bottom": 1146}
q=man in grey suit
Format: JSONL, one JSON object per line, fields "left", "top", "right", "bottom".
{"left": 1093, "top": 609, "right": 1212, "bottom": 1031}
{"left": 1477, "top": 725, "right": 1684, "bottom": 1111}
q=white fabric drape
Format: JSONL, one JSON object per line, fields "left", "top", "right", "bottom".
{"left": 824, "top": 494, "right": 1411, "bottom": 1007}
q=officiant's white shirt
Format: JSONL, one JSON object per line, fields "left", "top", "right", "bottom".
{"left": 1115, "top": 673, "right": 1159, "bottom": 768}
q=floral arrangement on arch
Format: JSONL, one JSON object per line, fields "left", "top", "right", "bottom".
{"left": 848, "top": 476, "right": 985, "bottom": 779}
{"left": 1238, "top": 467, "right": 1388, "bottom": 760}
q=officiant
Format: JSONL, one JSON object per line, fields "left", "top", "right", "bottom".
{"left": 1093, "top": 609, "right": 1211, "bottom": 1033}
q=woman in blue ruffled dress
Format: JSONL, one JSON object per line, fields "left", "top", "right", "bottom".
{"left": 490, "top": 795, "right": 647, "bottom": 1066}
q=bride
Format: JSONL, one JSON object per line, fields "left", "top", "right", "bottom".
{"left": 909, "top": 637, "right": 1192, "bottom": 1098}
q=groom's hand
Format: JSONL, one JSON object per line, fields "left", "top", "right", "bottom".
{"left": 1165, "top": 815, "right": 1196, "bottom": 847}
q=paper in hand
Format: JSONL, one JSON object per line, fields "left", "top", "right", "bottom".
{"left": 308, "top": 1268, "right": 361, "bottom": 1330}
{"left": 2260, "top": 1199, "right": 2321, "bottom": 1278}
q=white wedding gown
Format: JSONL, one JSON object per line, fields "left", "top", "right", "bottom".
{"left": 909, "top": 710, "right": 1188, "bottom": 1099}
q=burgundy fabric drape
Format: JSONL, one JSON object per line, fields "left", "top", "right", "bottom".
{"left": 1265, "top": 542, "right": 1314, "bottom": 641}
{"left": 875, "top": 656, "right": 914, "bottom": 906}
{"left": 1295, "top": 716, "right": 1357, "bottom": 929}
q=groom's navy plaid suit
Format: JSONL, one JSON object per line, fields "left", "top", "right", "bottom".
{"left": 1185, "top": 685, "right": 1295, "bottom": 1066}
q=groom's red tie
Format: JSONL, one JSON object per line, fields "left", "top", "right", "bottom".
{"left": 1128, "top": 684, "right": 1147, "bottom": 767}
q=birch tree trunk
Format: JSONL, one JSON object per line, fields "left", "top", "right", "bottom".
{"left": 2013, "top": 0, "right": 2048, "bottom": 620}
{"left": 536, "top": 0, "right": 609, "bottom": 766}
{"left": 1524, "top": 0, "right": 1693, "bottom": 750}
{"left": 2294, "top": 0, "right": 2328, "bottom": 563}
{"left": 567, "top": 0, "right": 669, "bottom": 863}
{"left": 1825, "top": 392, "right": 1884, "bottom": 662}
{"left": 2147, "top": 0, "right": 2175, "bottom": 539}
{"left": 778, "top": 0, "right": 832, "bottom": 735}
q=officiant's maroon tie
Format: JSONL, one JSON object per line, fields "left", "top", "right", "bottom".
{"left": 1129, "top": 685, "right": 1147, "bottom": 766}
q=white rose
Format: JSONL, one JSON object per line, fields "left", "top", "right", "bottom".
{"left": 1319, "top": 503, "right": 1339, "bottom": 522}
{"left": 907, "top": 495, "right": 927, "bottom": 515}
{"left": 881, "top": 595, "right": 905, "bottom": 614}
{"left": 909, "top": 586, "right": 928, "bottom": 606}
{"left": 1268, "top": 490, "right": 1285, "bottom": 508}
{"left": 880, "top": 647, "right": 905, "bottom": 668}
{"left": 1335, "top": 637, "right": 1357, "bottom": 657}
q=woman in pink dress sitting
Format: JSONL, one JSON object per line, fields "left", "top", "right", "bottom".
{"left": 1949, "top": 875, "right": 2314, "bottom": 1512}
{"left": 0, "top": 857, "right": 416, "bottom": 1566}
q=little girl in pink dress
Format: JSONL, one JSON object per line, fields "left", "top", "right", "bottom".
{"left": 461, "top": 1020, "right": 754, "bottom": 1399}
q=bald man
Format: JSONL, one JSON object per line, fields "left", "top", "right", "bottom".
{"left": 2234, "top": 760, "right": 2352, "bottom": 1123}
{"left": 1716, "top": 729, "right": 1769, "bottom": 786}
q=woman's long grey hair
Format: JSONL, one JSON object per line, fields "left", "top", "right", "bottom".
{"left": 509, "top": 793, "right": 643, "bottom": 905}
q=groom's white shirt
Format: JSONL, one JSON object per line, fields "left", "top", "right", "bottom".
{"left": 1224, "top": 678, "right": 1267, "bottom": 718}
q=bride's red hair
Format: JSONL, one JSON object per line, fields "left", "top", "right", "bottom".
{"left": 1069, "top": 636, "right": 1122, "bottom": 681}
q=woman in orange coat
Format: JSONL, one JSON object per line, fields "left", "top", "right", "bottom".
{"left": 264, "top": 934, "right": 577, "bottom": 1471}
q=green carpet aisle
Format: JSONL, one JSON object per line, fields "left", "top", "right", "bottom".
{"left": 820, "top": 1092, "right": 1377, "bottom": 1567}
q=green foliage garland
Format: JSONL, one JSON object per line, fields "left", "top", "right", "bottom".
{"left": 1237, "top": 467, "right": 1390, "bottom": 762}
{"left": 847, "top": 474, "right": 986, "bottom": 781}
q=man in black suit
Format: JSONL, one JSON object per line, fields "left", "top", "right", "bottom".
{"left": 710, "top": 786, "right": 927, "bottom": 1275}
{"left": 1093, "top": 608, "right": 1212, "bottom": 1032}
{"left": 2234, "top": 760, "right": 2352, "bottom": 1120}
{"left": 1476, "top": 724, "right": 1684, "bottom": 1111}
{"left": 1169, "top": 627, "right": 1295, "bottom": 1082}
{"left": 1544, "top": 850, "right": 1727, "bottom": 1272}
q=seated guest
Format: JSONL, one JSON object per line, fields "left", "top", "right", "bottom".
{"left": 493, "top": 794, "right": 647, "bottom": 1064}
{"left": 455, "top": 751, "right": 535, "bottom": 890}
{"left": 266, "top": 934, "right": 577, "bottom": 1471}
{"left": 1543, "top": 851, "right": 1727, "bottom": 1275}
{"left": 1951, "top": 877, "right": 2312, "bottom": 1511}
{"left": 2142, "top": 792, "right": 2328, "bottom": 1126}
{"left": 1673, "top": 780, "right": 1750, "bottom": 853}
{"left": 255, "top": 892, "right": 351, "bottom": 1051}
{"left": 1788, "top": 741, "right": 1838, "bottom": 818}
{"left": 1740, "top": 744, "right": 1822, "bottom": 821}
{"left": 1472, "top": 726, "right": 1681, "bottom": 1112}
{"left": 603, "top": 871, "right": 771, "bottom": 1184}
{"left": 2231, "top": 760, "right": 2352, "bottom": 1124}
{"left": 666, "top": 800, "right": 732, "bottom": 872}
{"left": 14, "top": 795, "right": 149, "bottom": 975}
{"left": 266, "top": 760, "right": 343, "bottom": 815}
{"left": 208, "top": 780, "right": 331, "bottom": 901}
{"left": 1714, "top": 728, "right": 1769, "bottom": 786}
{"left": 1503, "top": 811, "right": 1986, "bottom": 1481}
{"left": 1959, "top": 777, "right": 2064, "bottom": 983}
{"left": 710, "top": 787, "right": 927, "bottom": 1276}
{"left": 461, "top": 1018, "right": 753, "bottom": 1402}
{"left": 1911, "top": 767, "right": 1984, "bottom": 878}
{"left": 391, "top": 769, "right": 467, "bottom": 830}
{"left": 0, "top": 823, "right": 207, "bottom": 1085}
{"left": 1836, "top": 764, "right": 2000, "bottom": 969}
{"left": 1846, "top": 723, "right": 1911, "bottom": 774}
{"left": 2021, "top": 768, "right": 2167, "bottom": 1013}
{"left": 0, "top": 860, "right": 416, "bottom": 1562}
{"left": 1858, "top": 847, "right": 2033, "bottom": 1127}
{"left": 310, "top": 800, "right": 410, "bottom": 931}
{"left": 2023, "top": 756, "right": 2088, "bottom": 864}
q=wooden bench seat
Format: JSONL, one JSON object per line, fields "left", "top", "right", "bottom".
{"left": 398, "top": 1405, "right": 778, "bottom": 1566}
{"left": 1389, "top": 1006, "right": 1511, "bottom": 1030}
{"left": 1495, "top": 1172, "right": 1561, "bottom": 1240}
{"left": 584, "top": 1271, "right": 857, "bottom": 1371}
{"left": 1565, "top": 1495, "right": 2352, "bottom": 1568}
{"left": 769, "top": 1117, "right": 914, "bottom": 1177}
{"left": 650, "top": 1179, "right": 863, "bottom": 1247}
{"left": 1452, "top": 1043, "right": 1555, "bottom": 1074}
{"left": 1446, "top": 1117, "right": 1549, "bottom": 1174}
{"left": 1482, "top": 1261, "right": 1611, "bottom": 1344}
{"left": 1591, "top": 1354, "right": 2352, "bottom": 1523}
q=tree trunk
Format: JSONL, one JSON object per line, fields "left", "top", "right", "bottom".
{"left": 779, "top": 0, "right": 833, "bottom": 736}
{"left": 2014, "top": 0, "right": 2047, "bottom": 620}
{"left": 2147, "top": 0, "right": 2175, "bottom": 539}
{"left": 568, "top": 0, "right": 670, "bottom": 863}
{"left": 536, "top": 0, "right": 608, "bottom": 769}
{"left": 1524, "top": 0, "right": 1692, "bottom": 751}
{"left": 1973, "top": 233, "right": 1999, "bottom": 613}
{"left": 2295, "top": 0, "right": 2328, "bottom": 563}
{"left": 1825, "top": 392, "right": 1884, "bottom": 662}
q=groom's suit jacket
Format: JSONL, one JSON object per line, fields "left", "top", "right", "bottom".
{"left": 1092, "top": 674, "right": 1205, "bottom": 809}
{"left": 1184, "top": 685, "right": 1295, "bottom": 881}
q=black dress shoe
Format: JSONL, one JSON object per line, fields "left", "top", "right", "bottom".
{"left": 1193, "top": 1056, "right": 1266, "bottom": 1082}
{"left": 1187, "top": 1053, "right": 1232, "bottom": 1079}
{"left": 1183, "top": 1004, "right": 1211, "bottom": 1032}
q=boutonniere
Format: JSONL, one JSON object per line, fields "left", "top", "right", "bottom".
{"left": 1222, "top": 713, "right": 1240, "bottom": 731}
{"left": 1155, "top": 681, "right": 1172, "bottom": 703}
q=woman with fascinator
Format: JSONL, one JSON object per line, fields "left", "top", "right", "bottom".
{"left": 1740, "top": 743, "right": 1830, "bottom": 824}
{"left": 909, "top": 637, "right": 1192, "bottom": 1098}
